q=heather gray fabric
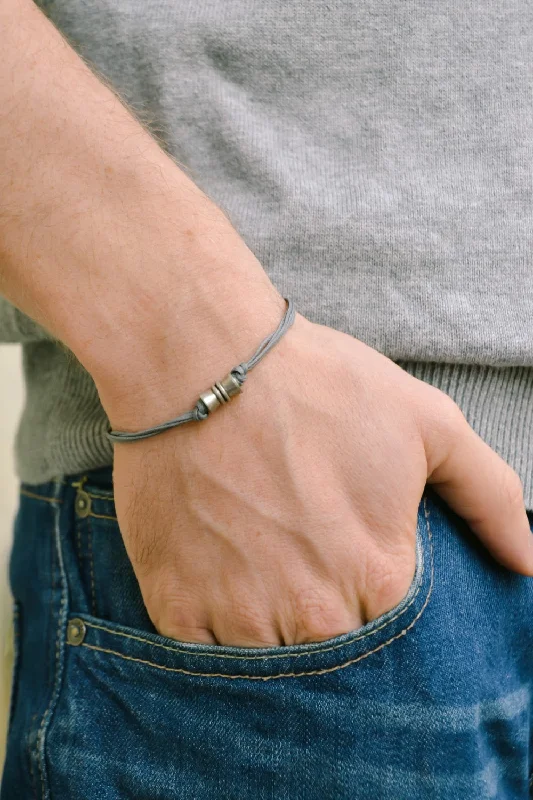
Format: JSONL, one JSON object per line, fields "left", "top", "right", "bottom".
{"left": 3, "top": 0, "right": 533, "bottom": 503}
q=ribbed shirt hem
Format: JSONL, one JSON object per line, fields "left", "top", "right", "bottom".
{"left": 398, "top": 361, "right": 533, "bottom": 510}
{"left": 14, "top": 348, "right": 533, "bottom": 511}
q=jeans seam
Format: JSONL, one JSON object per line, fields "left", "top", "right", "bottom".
{"left": 19, "top": 490, "right": 62, "bottom": 504}
{"left": 9, "top": 603, "right": 19, "bottom": 729}
{"left": 28, "top": 713, "right": 39, "bottom": 800}
{"left": 69, "top": 497, "right": 434, "bottom": 679}
{"left": 75, "top": 519, "right": 82, "bottom": 567}
{"left": 86, "top": 516, "right": 97, "bottom": 617}
{"left": 35, "top": 478, "right": 69, "bottom": 800}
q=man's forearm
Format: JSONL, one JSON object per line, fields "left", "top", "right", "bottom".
{"left": 0, "top": 0, "right": 283, "bottom": 425}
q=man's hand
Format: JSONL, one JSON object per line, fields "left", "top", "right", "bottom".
{"left": 107, "top": 310, "right": 533, "bottom": 647}
{"left": 1, "top": 0, "right": 532, "bottom": 649}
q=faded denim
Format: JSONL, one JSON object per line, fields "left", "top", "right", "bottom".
{"left": 2, "top": 466, "right": 533, "bottom": 798}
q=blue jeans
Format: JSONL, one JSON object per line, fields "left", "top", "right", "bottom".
{"left": 2, "top": 466, "right": 533, "bottom": 799}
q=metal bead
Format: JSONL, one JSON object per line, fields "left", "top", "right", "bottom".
{"left": 218, "top": 372, "right": 242, "bottom": 399}
{"left": 198, "top": 389, "right": 221, "bottom": 414}
{"left": 212, "top": 383, "right": 228, "bottom": 405}
{"left": 198, "top": 372, "right": 242, "bottom": 416}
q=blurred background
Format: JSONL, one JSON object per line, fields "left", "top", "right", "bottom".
{"left": 0, "top": 344, "right": 24, "bottom": 768}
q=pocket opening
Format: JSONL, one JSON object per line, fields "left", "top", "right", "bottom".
{"left": 64, "top": 495, "right": 435, "bottom": 679}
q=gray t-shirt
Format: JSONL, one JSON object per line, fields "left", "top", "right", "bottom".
{"left": 3, "top": 0, "right": 533, "bottom": 504}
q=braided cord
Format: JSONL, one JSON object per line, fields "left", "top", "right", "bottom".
{"left": 107, "top": 298, "right": 295, "bottom": 443}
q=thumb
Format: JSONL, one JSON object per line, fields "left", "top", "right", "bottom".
{"left": 422, "top": 396, "right": 533, "bottom": 576}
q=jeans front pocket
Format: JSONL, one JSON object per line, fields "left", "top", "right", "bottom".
{"left": 14, "top": 474, "right": 533, "bottom": 799}
{"left": 63, "top": 476, "right": 433, "bottom": 681}
{"left": 40, "top": 482, "right": 435, "bottom": 799}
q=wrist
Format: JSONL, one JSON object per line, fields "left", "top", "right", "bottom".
{"left": 86, "top": 251, "right": 286, "bottom": 432}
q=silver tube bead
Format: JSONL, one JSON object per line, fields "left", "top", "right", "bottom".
{"left": 198, "top": 372, "right": 242, "bottom": 415}
{"left": 212, "top": 383, "right": 228, "bottom": 405}
{"left": 198, "top": 389, "right": 221, "bottom": 414}
{"left": 218, "top": 372, "right": 242, "bottom": 398}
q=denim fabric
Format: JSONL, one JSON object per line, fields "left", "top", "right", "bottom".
{"left": 2, "top": 466, "right": 533, "bottom": 799}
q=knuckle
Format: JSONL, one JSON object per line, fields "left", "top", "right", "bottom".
{"left": 155, "top": 613, "right": 210, "bottom": 644}
{"left": 417, "top": 387, "right": 468, "bottom": 458}
{"left": 360, "top": 549, "right": 415, "bottom": 623}
{"left": 228, "top": 607, "right": 273, "bottom": 644}
{"left": 290, "top": 586, "right": 349, "bottom": 643}
{"left": 431, "top": 390, "right": 465, "bottom": 430}
{"left": 143, "top": 580, "right": 202, "bottom": 637}
{"left": 149, "top": 599, "right": 186, "bottom": 636}
{"left": 500, "top": 467, "right": 525, "bottom": 509}
{"left": 158, "top": 620, "right": 211, "bottom": 644}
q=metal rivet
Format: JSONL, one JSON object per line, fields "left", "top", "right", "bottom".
{"left": 75, "top": 490, "right": 91, "bottom": 518}
{"left": 67, "top": 618, "right": 86, "bottom": 646}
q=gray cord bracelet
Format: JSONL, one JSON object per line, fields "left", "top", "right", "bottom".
{"left": 107, "top": 298, "right": 296, "bottom": 444}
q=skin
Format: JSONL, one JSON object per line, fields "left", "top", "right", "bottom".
{"left": 1, "top": 0, "right": 532, "bottom": 648}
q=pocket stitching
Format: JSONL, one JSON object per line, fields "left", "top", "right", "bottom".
{"left": 84, "top": 490, "right": 114, "bottom": 501}
{"left": 71, "top": 497, "right": 434, "bottom": 677}
{"left": 87, "top": 515, "right": 98, "bottom": 617}
{"left": 79, "top": 547, "right": 433, "bottom": 680}
{"left": 19, "top": 489, "right": 62, "bottom": 504}
{"left": 79, "top": 496, "right": 429, "bottom": 661}
{"left": 89, "top": 512, "right": 118, "bottom": 522}
{"left": 35, "top": 478, "right": 69, "bottom": 800}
